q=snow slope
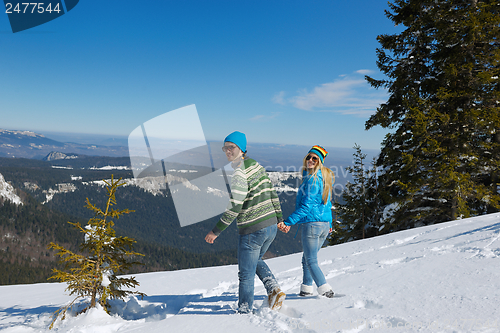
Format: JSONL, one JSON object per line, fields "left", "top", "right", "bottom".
{"left": 1, "top": 213, "right": 500, "bottom": 333}
{"left": 0, "top": 173, "right": 22, "bottom": 205}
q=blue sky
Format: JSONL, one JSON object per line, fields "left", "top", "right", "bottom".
{"left": 0, "top": 0, "right": 400, "bottom": 150}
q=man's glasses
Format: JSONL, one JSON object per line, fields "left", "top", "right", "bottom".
{"left": 306, "top": 155, "right": 318, "bottom": 162}
{"left": 222, "top": 146, "right": 238, "bottom": 152}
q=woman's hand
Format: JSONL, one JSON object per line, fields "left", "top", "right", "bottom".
{"left": 278, "top": 222, "right": 290, "bottom": 233}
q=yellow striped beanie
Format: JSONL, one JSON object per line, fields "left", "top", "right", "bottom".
{"left": 308, "top": 145, "right": 328, "bottom": 163}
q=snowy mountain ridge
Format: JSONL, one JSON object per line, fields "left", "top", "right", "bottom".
{"left": 35, "top": 171, "right": 302, "bottom": 203}
{"left": 0, "top": 172, "right": 23, "bottom": 205}
{"left": 0, "top": 129, "right": 43, "bottom": 138}
{"left": 1, "top": 212, "right": 499, "bottom": 332}
{"left": 0, "top": 129, "right": 128, "bottom": 158}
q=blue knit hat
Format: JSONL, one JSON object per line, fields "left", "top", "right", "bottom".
{"left": 224, "top": 131, "right": 247, "bottom": 153}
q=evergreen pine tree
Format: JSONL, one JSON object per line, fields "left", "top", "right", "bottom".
{"left": 329, "top": 194, "right": 349, "bottom": 245}
{"left": 335, "top": 144, "right": 380, "bottom": 242}
{"left": 365, "top": 0, "right": 500, "bottom": 229}
{"left": 48, "top": 176, "right": 145, "bottom": 329}
{"left": 366, "top": 156, "right": 382, "bottom": 234}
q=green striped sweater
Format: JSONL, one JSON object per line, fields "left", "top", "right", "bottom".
{"left": 212, "top": 158, "right": 283, "bottom": 236}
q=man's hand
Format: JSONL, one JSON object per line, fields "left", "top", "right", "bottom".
{"left": 205, "top": 231, "right": 218, "bottom": 244}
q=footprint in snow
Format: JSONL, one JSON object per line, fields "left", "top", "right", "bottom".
{"left": 349, "top": 299, "right": 383, "bottom": 310}
{"left": 278, "top": 304, "right": 303, "bottom": 318}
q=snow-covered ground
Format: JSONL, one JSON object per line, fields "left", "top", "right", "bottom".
{"left": 1, "top": 213, "right": 500, "bottom": 333}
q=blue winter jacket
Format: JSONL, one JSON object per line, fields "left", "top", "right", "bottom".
{"left": 284, "top": 169, "right": 333, "bottom": 228}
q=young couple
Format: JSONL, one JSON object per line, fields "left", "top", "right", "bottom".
{"left": 205, "top": 131, "right": 335, "bottom": 314}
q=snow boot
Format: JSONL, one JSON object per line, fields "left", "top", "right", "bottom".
{"left": 299, "top": 284, "right": 314, "bottom": 297}
{"left": 317, "top": 283, "right": 334, "bottom": 298}
{"left": 268, "top": 287, "right": 286, "bottom": 310}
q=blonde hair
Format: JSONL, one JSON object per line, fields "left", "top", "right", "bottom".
{"left": 302, "top": 154, "right": 335, "bottom": 204}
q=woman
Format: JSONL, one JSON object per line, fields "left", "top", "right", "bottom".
{"left": 205, "top": 131, "right": 286, "bottom": 313}
{"left": 279, "top": 145, "right": 335, "bottom": 298}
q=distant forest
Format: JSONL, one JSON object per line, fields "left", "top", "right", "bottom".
{"left": 0, "top": 156, "right": 303, "bottom": 285}
{"left": 0, "top": 196, "right": 240, "bottom": 285}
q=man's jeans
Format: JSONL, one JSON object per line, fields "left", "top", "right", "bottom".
{"left": 237, "top": 223, "right": 278, "bottom": 313}
{"left": 301, "top": 222, "right": 330, "bottom": 288}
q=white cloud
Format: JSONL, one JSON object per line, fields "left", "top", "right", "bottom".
{"left": 273, "top": 70, "right": 387, "bottom": 117}
{"left": 272, "top": 91, "right": 286, "bottom": 105}
{"left": 250, "top": 115, "right": 265, "bottom": 121}
{"left": 355, "top": 69, "right": 375, "bottom": 75}
{"left": 290, "top": 78, "right": 366, "bottom": 111}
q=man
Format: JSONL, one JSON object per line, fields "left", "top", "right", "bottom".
{"left": 205, "top": 131, "right": 286, "bottom": 314}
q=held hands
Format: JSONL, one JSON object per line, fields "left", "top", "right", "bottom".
{"left": 205, "top": 231, "right": 218, "bottom": 244}
{"left": 278, "top": 222, "right": 290, "bottom": 233}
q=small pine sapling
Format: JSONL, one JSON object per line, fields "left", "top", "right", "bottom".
{"left": 47, "top": 175, "right": 145, "bottom": 329}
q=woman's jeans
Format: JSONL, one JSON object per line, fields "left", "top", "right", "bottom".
{"left": 237, "top": 223, "right": 279, "bottom": 313}
{"left": 301, "top": 222, "right": 330, "bottom": 288}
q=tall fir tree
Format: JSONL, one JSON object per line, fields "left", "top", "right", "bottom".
{"left": 48, "top": 176, "right": 145, "bottom": 329}
{"left": 334, "top": 144, "right": 380, "bottom": 243}
{"left": 365, "top": 0, "right": 500, "bottom": 229}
